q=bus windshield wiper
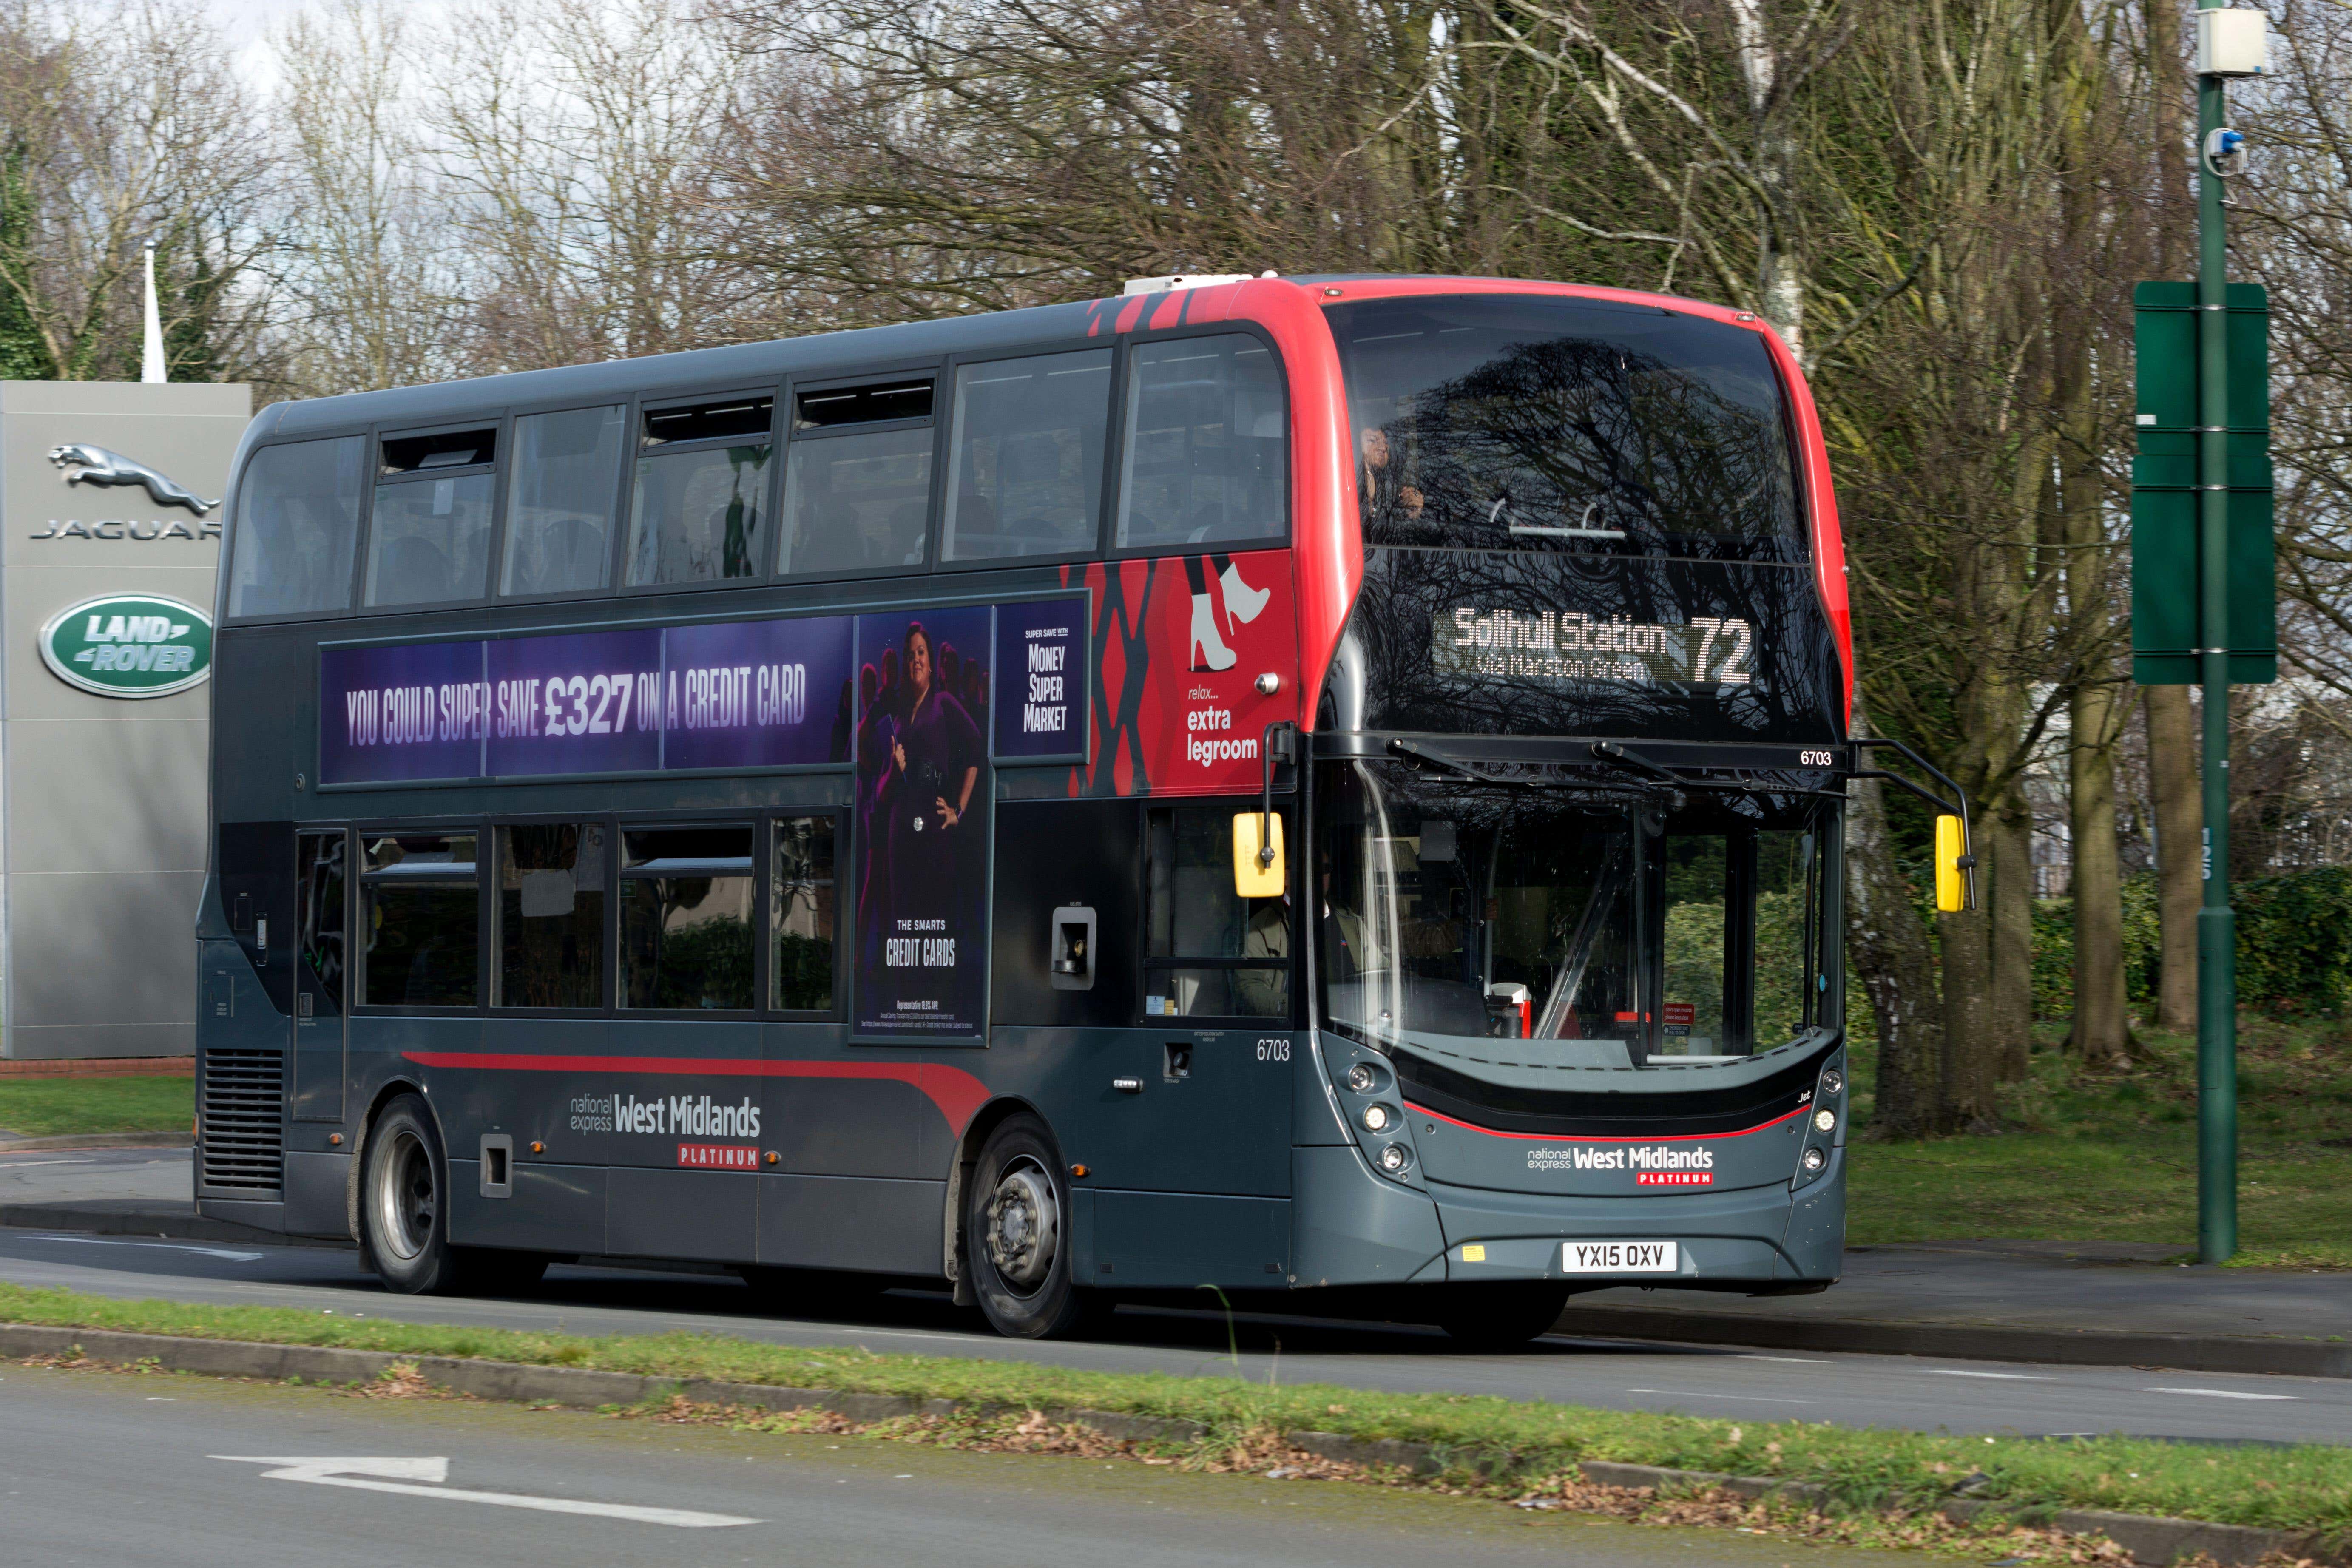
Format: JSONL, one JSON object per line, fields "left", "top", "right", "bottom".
{"left": 1386, "top": 737, "right": 1647, "bottom": 793}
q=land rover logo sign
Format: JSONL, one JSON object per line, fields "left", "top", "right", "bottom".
{"left": 39, "top": 594, "right": 213, "bottom": 699}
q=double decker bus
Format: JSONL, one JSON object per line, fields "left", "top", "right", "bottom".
{"left": 196, "top": 273, "right": 1864, "bottom": 1343}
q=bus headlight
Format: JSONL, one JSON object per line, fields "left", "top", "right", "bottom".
{"left": 1347, "top": 1063, "right": 1378, "bottom": 1094}
{"left": 1802, "top": 1147, "right": 1826, "bottom": 1172}
{"left": 1821, "top": 1069, "right": 1844, "bottom": 1096}
{"left": 1363, "top": 1103, "right": 1395, "bottom": 1133}
{"left": 1377, "top": 1143, "right": 1412, "bottom": 1174}
{"left": 1813, "top": 1109, "right": 1836, "bottom": 1133}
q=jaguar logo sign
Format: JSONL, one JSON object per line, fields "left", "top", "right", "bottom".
{"left": 39, "top": 593, "right": 213, "bottom": 699}
{"left": 47, "top": 443, "right": 218, "bottom": 515}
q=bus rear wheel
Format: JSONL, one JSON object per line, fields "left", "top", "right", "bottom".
{"left": 1434, "top": 1283, "right": 1573, "bottom": 1350}
{"left": 361, "top": 1094, "right": 544, "bottom": 1296}
{"left": 964, "top": 1115, "right": 1098, "bottom": 1339}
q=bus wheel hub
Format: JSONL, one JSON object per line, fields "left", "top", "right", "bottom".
{"left": 984, "top": 1165, "right": 1057, "bottom": 1290}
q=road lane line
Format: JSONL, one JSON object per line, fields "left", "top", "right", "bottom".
{"left": 1627, "top": 1389, "right": 1809, "bottom": 1404}
{"left": 212, "top": 1457, "right": 760, "bottom": 1527}
{"left": 1736, "top": 1355, "right": 1831, "bottom": 1363}
{"left": 2138, "top": 1387, "right": 2299, "bottom": 1401}
{"left": 1932, "top": 1370, "right": 2052, "bottom": 1380}
{"left": 28, "top": 1235, "right": 263, "bottom": 1262}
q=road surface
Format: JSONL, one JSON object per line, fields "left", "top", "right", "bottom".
{"left": 0, "top": 1359, "right": 1941, "bottom": 1568}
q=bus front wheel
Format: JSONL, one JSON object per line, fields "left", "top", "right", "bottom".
{"left": 360, "top": 1094, "right": 545, "bottom": 1296}
{"left": 964, "top": 1115, "right": 1099, "bottom": 1339}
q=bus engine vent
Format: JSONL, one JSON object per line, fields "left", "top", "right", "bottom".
{"left": 199, "top": 1049, "right": 285, "bottom": 1193}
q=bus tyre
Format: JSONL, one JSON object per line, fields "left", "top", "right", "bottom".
{"left": 1434, "top": 1283, "right": 1573, "bottom": 1350}
{"left": 965, "top": 1115, "right": 1097, "bottom": 1339}
{"left": 361, "top": 1094, "right": 457, "bottom": 1294}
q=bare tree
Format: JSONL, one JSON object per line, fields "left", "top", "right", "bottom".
{"left": 272, "top": 0, "right": 464, "bottom": 396}
{"left": 0, "top": 0, "right": 276, "bottom": 383}
{"left": 428, "top": 0, "right": 747, "bottom": 370}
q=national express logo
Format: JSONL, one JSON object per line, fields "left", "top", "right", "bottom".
{"left": 1527, "top": 1143, "right": 1715, "bottom": 1185}
{"left": 39, "top": 594, "right": 213, "bottom": 699}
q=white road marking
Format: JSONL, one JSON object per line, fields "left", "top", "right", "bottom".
{"left": 0, "top": 1158, "right": 97, "bottom": 1168}
{"left": 2139, "top": 1386, "right": 2299, "bottom": 1401}
{"left": 1627, "top": 1389, "right": 1809, "bottom": 1404}
{"left": 1736, "top": 1354, "right": 1831, "bottom": 1364}
{"left": 1932, "top": 1369, "right": 2052, "bottom": 1380}
{"left": 211, "top": 1457, "right": 760, "bottom": 1528}
{"left": 30, "top": 1235, "right": 263, "bottom": 1262}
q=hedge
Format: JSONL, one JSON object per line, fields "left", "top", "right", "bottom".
{"left": 2031, "top": 867, "right": 2352, "bottom": 1021}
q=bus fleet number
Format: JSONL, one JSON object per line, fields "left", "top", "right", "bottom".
{"left": 1800, "top": 750, "right": 1835, "bottom": 768}
{"left": 1256, "top": 1038, "right": 1291, "bottom": 1062}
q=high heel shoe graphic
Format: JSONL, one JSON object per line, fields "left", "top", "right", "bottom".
{"left": 1189, "top": 592, "right": 1237, "bottom": 671}
{"left": 1220, "top": 561, "right": 1270, "bottom": 629}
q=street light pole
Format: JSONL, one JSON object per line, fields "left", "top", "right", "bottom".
{"left": 2193, "top": 0, "right": 2236, "bottom": 1266}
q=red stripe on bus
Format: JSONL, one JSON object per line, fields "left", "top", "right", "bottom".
{"left": 1403, "top": 1102, "right": 1808, "bottom": 1144}
{"left": 398, "top": 1053, "right": 992, "bottom": 1136}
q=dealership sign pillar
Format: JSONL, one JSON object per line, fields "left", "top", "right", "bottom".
{"left": 2130, "top": 3, "right": 2272, "bottom": 1265}
{"left": 0, "top": 381, "right": 249, "bottom": 1059}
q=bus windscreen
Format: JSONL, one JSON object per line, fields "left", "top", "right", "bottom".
{"left": 1328, "top": 295, "right": 1802, "bottom": 560}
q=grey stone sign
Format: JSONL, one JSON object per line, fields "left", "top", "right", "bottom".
{"left": 1, "top": 381, "right": 249, "bottom": 1059}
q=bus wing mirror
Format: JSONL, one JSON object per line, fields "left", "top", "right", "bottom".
{"left": 1934, "top": 814, "right": 1973, "bottom": 912}
{"left": 1233, "top": 812, "right": 1285, "bottom": 898}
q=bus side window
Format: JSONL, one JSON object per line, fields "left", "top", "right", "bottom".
{"left": 365, "top": 425, "right": 499, "bottom": 608}
{"left": 770, "top": 816, "right": 837, "bottom": 1012}
{"left": 619, "top": 824, "right": 756, "bottom": 1011}
{"left": 495, "top": 823, "right": 607, "bottom": 1009}
{"left": 359, "top": 832, "right": 479, "bottom": 1008}
{"left": 781, "top": 379, "right": 934, "bottom": 577}
{"left": 940, "top": 348, "right": 1111, "bottom": 562}
{"left": 227, "top": 436, "right": 366, "bottom": 618}
{"left": 626, "top": 393, "right": 774, "bottom": 587}
{"left": 1116, "top": 334, "right": 1287, "bottom": 551}
{"left": 503, "top": 405, "right": 625, "bottom": 597}
{"left": 1143, "top": 805, "right": 1289, "bottom": 1020}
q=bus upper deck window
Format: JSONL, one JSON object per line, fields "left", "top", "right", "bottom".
{"left": 364, "top": 426, "right": 498, "bottom": 608}
{"left": 227, "top": 436, "right": 366, "bottom": 618}
{"left": 503, "top": 406, "right": 624, "bottom": 597}
{"left": 780, "top": 379, "right": 934, "bottom": 577}
{"left": 940, "top": 348, "right": 1111, "bottom": 563}
{"left": 1116, "top": 334, "right": 1287, "bottom": 551}
{"left": 625, "top": 392, "right": 773, "bottom": 588}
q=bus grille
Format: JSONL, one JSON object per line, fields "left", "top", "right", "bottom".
{"left": 200, "top": 1049, "right": 284, "bottom": 1192}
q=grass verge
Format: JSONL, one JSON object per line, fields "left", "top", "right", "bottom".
{"left": 0, "top": 1075, "right": 191, "bottom": 1139}
{"left": 2, "top": 1280, "right": 2346, "bottom": 1542}
{"left": 1847, "top": 1023, "right": 2352, "bottom": 1267}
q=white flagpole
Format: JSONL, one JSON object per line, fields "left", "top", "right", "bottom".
{"left": 140, "top": 242, "right": 166, "bottom": 383}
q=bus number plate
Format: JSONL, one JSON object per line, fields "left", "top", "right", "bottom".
{"left": 1561, "top": 1241, "right": 1678, "bottom": 1273}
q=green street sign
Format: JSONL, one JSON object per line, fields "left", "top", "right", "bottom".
{"left": 39, "top": 592, "right": 214, "bottom": 699}
{"left": 2131, "top": 280, "right": 2275, "bottom": 685}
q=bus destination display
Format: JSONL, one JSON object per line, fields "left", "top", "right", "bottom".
{"left": 1432, "top": 606, "right": 1755, "bottom": 687}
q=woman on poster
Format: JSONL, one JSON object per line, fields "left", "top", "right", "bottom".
{"left": 877, "top": 622, "right": 983, "bottom": 983}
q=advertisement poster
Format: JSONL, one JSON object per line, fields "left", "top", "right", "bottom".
{"left": 662, "top": 615, "right": 856, "bottom": 772}
{"left": 1054, "top": 548, "right": 1295, "bottom": 797}
{"left": 485, "top": 627, "right": 663, "bottom": 777}
{"left": 992, "top": 597, "right": 1086, "bottom": 761}
{"left": 852, "top": 606, "right": 993, "bottom": 1038}
{"left": 319, "top": 639, "right": 488, "bottom": 784}
{"left": 322, "top": 614, "right": 861, "bottom": 784}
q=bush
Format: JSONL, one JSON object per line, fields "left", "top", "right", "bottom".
{"left": 2031, "top": 868, "right": 2352, "bottom": 1020}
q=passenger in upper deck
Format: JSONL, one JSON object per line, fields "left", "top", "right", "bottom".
{"left": 1355, "top": 425, "right": 1426, "bottom": 530}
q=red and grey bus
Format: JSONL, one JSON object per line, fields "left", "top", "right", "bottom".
{"left": 196, "top": 272, "right": 1861, "bottom": 1342}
